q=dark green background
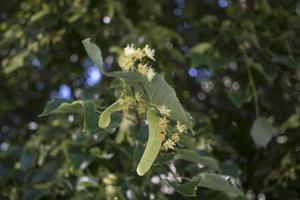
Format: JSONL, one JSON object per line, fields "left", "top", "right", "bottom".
{"left": 1, "top": 0, "right": 300, "bottom": 199}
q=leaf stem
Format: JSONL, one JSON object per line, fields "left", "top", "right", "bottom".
{"left": 246, "top": 61, "right": 260, "bottom": 117}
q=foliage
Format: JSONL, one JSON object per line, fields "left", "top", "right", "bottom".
{"left": 1, "top": 0, "right": 300, "bottom": 199}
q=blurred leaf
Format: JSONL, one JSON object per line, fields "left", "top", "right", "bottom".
{"left": 169, "top": 176, "right": 201, "bottom": 197}
{"left": 20, "top": 152, "right": 36, "bottom": 172}
{"left": 250, "top": 117, "right": 276, "bottom": 147}
{"left": 198, "top": 173, "right": 244, "bottom": 196}
{"left": 82, "top": 38, "right": 106, "bottom": 75}
{"left": 176, "top": 148, "right": 219, "bottom": 171}
{"left": 191, "top": 42, "right": 213, "bottom": 67}
{"left": 22, "top": 189, "right": 50, "bottom": 200}
{"left": 40, "top": 99, "right": 99, "bottom": 133}
{"left": 77, "top": 176, "right": 98, "bottom": 190}
{"left": 280, "top": 105, "right": 300, "bottom": 130}
{"left": 89, "top": 147, "right": 114, "bottom": 159}
{"left": 171, "top": 173, "right": 243, "bottom": 197}
{"left": 30, "top": 163, "right": 57, "bottom": 183}
{"left": 178, "top": 133, "right": 195, "bottom": 149}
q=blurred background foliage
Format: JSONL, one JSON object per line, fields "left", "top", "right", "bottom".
{"left": 1, "top": 0, "right": 300, "bottom": 199}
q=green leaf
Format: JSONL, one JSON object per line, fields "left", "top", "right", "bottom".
{"left": 22, "top": 189, "right": 50, "bottom": 200}
{"left": 176, "top": 148, "right": 219, "bottom": 171}
{"left": 20, "top": 152, "right": 36, "bottom": 172}
{"left": 81, "top": 100, "right": 100, "bottom": 133}
{"left": 39, "top": 99, "right": 80, "bottom": 116}
{"left": 136, "top": 109, "right": 163, "bottom": 176}
{"left": 82, "top": 38, "right": 107, "bottom": 75}
{"left": 178, "top": 133, "right": 195, "bottom": 149}
{"left": 169, "top": 176, "right": 201, "bottom": 197}
{"left": 30, "top": 163, "right": 57, "bottom": 183}
{"left": 77, "top": 176, "right": 99, "bottom": 189}
{"left": 98, "top": 100, "right": 122, "bottom": 128}
{"left": 250, "top": 117, "right": 276, "bottom": 147}
{"left": 143, "top": 74, "right": 194, "bottom": 128}
{"left": 190, "top": 42, "right": 213, "bottom": 67}
{"left": 171, "top": 173, "right": 244, "bottom": 197}
{"left": 198, "top": 173, "right": 244, "bottom": 196}
{"left": 40, "top": 99, "right": 99, "bottom": 133}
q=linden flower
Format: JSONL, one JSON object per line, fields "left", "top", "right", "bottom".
{"left": 163, "top": 139, "right": 176, "bottom": 150}
{"left": 137, "top": 63, "right": 149, "bottom": 76}
{"left": 157, "top": 105, "right": 171, "bottom": 116}
{"left": 159, "top": 117, "right": 169, "bottom": 132}
{"left": 119, "top": 95, "right": 134, "bottom": 112}
{"left": 132, "top": 48, "right": 144, "bottom": 60}
{"left": 171, "top": 133, "right": 180, "bottom": 143}
{"left": 143, "top": 44, "right": 155, "bottom": 60}
{"left": 146, "top": 67, "right": 155, "bottom": 81}
{"left": 137, "top": 103, "right": 146, "bottom": 113}
{"left": 124, "top": 44, "right": 136, "bottom": 57}
{"left": 176, "top": 121, "right": 187, "bottom": 133}
{"left": 159, "top": 131, "right": 166, "bottom": 141}
{"left": 118, "top": 54, "right": 133, "bottom": 71}
{"left": 134, "top": 92, "right": 142, "bottom": 102}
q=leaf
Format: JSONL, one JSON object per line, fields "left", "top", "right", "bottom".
{"left": 192, "top": 42, "right": 213, "bottom": 54}
{"left": 77, "top": 176, "right": 99, "bottom": 189}
{"left": 40, "top": 99, "right": 99, "bottom": 133}
{"left": 20, "top": 152, "right": 36, "bottom": 172}
{"left": 250, "top": 117, "right": 276, "bottom": 147}
{"left": 143, "top": 74, "right": 194, "bottom": 128}
{"left": 176, "top": 148, "right": 219, "bottom": 171}
{"left": 39, "top": 99, "right": 80, "bottom": 116}
{"left": 171, "top": 173, "right": 244, "bottom": 197}
{"left": 30, "top": 163, "right": 57, "bottom": 183}
{"left": 82, "top": 38, "right": 106, "bottom": 75}
{"left": 98, "top": 100, "right": 122, "bottom": 128}
{"left": 198, "top": 173, "right": 244, "bottom": 196}
{"left": 178, "top": 133, "right": 195, "bottom": 149}
{"left": 136, "top": 109, "right": 163, "bottom": 176}
{"left": 190, "top": 42, "right": 213, "bottom": 67}
{"left": 169, "top": 176, "right": 201, "bottom": 197}
{"left": 22, "top": 189, "right": 50, "bottom": 200}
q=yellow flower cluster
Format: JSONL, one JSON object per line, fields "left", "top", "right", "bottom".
{"left": 119, "top": 92, "right": 146, "bottom": 114}
{"left": 157, "top": 104, "right": 188, "bottom": 151}
{"left": 118, "top": 44, "right": 156, "bottom": 81}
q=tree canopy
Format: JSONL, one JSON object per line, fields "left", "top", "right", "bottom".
{"left": 1, "top": 0, "right": 300, "bottom": 199}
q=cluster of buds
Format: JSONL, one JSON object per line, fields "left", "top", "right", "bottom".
{"left": 119, "top": 91, "right": 146, "bottom": 114}
{"left": 118, "top": 44, "right": 156, "bottom": 81}
{"left": 157, "top": 105, "right": 188, "bottom": 151}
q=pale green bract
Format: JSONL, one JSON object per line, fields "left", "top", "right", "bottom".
{"left": 136, "top": 109, "right": 163, "bottom": 176}
{"left": 98, "top": 100, "right": 122, "bottom": 128}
